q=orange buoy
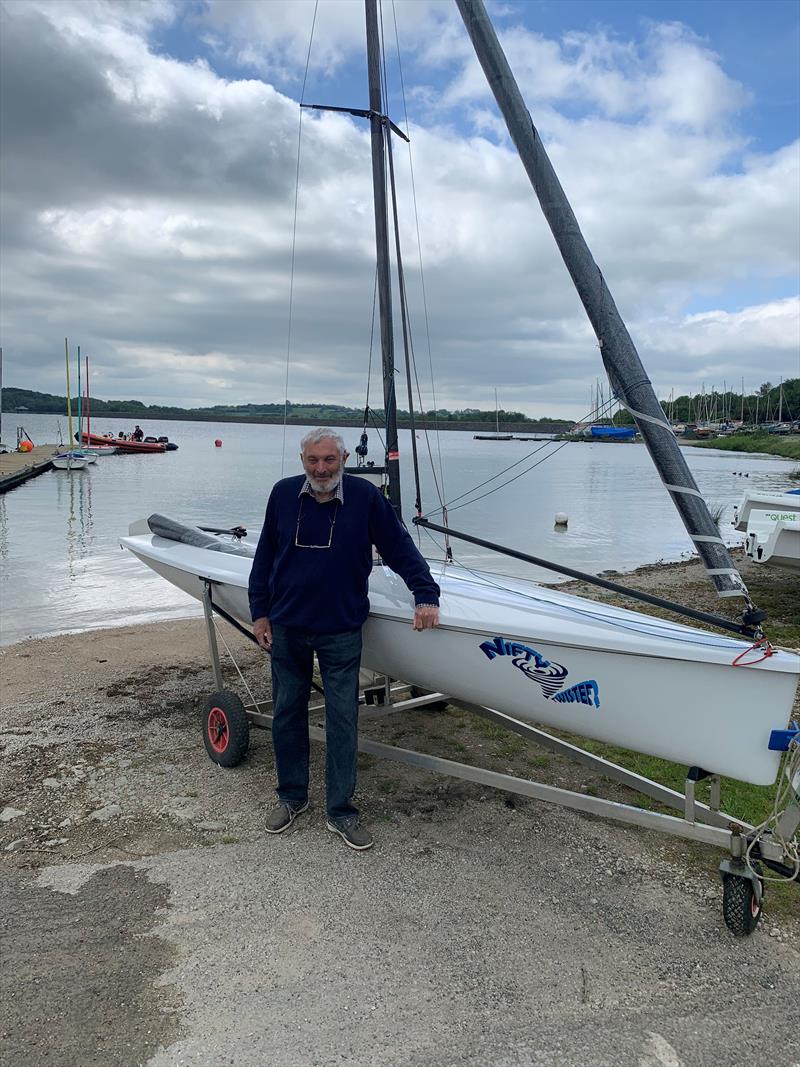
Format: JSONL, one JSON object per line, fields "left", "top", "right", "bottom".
{"left": 19, "top": 439, "right": 33, "bottom": 453}
{"left": 214, "top": 439, "right": 223, "bottom": 448}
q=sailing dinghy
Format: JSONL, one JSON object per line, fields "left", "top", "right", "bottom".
{"left": 122, "top": 511, "right": 797, "bottom": 786}
{"left": 122, "top": 0, "right": 799, "bottom": 934}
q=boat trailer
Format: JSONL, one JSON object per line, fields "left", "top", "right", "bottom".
{"left": 197, "top": 582, "right": 799, "bottom": 939}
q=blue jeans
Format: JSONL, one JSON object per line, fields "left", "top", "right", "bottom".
{"left": 270, "top": 623, "right": 362, "bottom": 826}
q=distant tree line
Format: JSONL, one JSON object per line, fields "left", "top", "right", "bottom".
{"left": 2, "top": 388, "right": 571, "bottom": 428}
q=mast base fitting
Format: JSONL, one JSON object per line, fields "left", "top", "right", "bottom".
{"left": 741, "top": 608, "right": 768, "bottom": 629}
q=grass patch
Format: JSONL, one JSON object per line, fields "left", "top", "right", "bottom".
{"left": 476, "top": 719, "right": 509, "bottom": 741}
{"left": 492, "top": 738, "right": 527, "bottom": 759}
{"left": 553, "top": 729, "right": 781, "bottom": 828}
{"left": 691, "top": 434, "right": 800, "bottom": 461}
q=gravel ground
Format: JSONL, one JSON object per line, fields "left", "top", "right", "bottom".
{"left": 1, "top": 555, "right": 799, "bottom": 1067}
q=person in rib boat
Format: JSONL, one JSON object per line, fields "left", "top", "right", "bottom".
{"left": 249, "top": 428, "right": 440, "bottom": 851}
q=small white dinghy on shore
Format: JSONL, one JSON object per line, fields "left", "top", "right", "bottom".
{"left": 121, "top": 513, "right": 799, "bottom": 788}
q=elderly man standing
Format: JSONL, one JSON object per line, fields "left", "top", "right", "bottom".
{"left": 249, "top": 428, "right": 440, "bottom": 851}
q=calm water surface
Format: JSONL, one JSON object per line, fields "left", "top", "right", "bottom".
{"left": 1, "top": 414, "right": 795, "bottom": 645}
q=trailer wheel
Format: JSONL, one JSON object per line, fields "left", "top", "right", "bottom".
{"left": 722, "top": 871, "right": 763, "bottom": 937}
{"left": 202, "top": 691, "right": 249, "bottom": 767}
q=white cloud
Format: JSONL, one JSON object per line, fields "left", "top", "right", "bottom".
{"left": 643, "top": 22, "right": 750, "bottom": 129}
{"left": 0, "top": 0, "right": 796, "bottom": 421}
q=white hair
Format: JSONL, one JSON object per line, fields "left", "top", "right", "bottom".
{"left": 300, "top": 428, "right": 347, "bottom": 456}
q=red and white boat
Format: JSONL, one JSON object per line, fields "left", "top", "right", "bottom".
{"left": 80, "top": 430, "right": 166, "bottom": 454}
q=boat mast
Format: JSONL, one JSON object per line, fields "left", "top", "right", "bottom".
{"left": 86, "top": 354, "right": 91, "bottom": 439}
{"left": 77, "top": 344, "right": 82, "bottom": 445}
{"left": 454, "top": 0, "right": 753, "bottom": 608}
{"left": 365, "top": 0, "right": 401, "bottom": 518}
{"left": 64, "top": 338, "right": 74, "bottom": 451}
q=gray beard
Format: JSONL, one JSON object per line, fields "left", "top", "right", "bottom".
{"left": 308, "top": 472, "right": 341, "bottom": 495}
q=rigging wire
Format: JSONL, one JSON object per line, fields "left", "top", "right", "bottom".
{"left": 424, "top": 392, "right": 619, "bottom": 518}
{"left": 281, "top": 0, "right": 319, "bottom": 476}
{"left": 745, "top": 737, "right": 800, "bottom": 884}
{"left": 383, "top": 1, "right": 631, "bottom": 532}
{"left": 437, "top": 440, "right": 565, "bottom": 513}
{"left": 371, "top": 7, "right": 651, "bottom": 545}
{"left": 389, "top": 0, "right": 448, "bottom": 511}
{"left": 363, "top": 266, "right": 379, "bottom": 425}
{"left": 415, "top": 522, "right": 755, "bottom": 650}
{"left": 378, "top": 0, "right": 424, "bottom": 514}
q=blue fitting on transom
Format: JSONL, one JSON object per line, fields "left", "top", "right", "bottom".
{"left": 768, "top": 725, "right": 800, "bottom": 751}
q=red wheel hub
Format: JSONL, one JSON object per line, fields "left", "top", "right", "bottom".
{"left": 207, "top": 707, "right": 229, "bottom": 753}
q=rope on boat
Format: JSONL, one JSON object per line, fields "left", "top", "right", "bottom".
{"left": 731, "top": 639, "right": 775, "bottom": 667}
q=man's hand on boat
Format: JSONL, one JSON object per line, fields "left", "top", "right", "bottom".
{"left": 254, "top": 617, "right": 272, "bottom": 649}
{"left": 255, "top": 608, "right": 437, "bottom": 642}
{"left": 413, "top": 604, "right": 440, "bottom": 631}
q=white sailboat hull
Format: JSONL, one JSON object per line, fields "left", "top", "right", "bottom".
{"left": 745, "top": 518, "right": 800, "bottom": 572}
{"left": 120, "top": 526, "right": 799, "bottom": 787}
{"left": 53, "top": 455, "right": 89, "bottom": 471}
{"left": 733, "top": 492, "right": 800, "bottom": 531}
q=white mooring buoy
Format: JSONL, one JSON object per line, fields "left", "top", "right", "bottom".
{"left": 554, "top": 512, "right": 568, "bottom": 527}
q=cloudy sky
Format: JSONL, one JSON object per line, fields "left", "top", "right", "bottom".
{"left": 1, "top": 0, "right": 798, "bottom": 420}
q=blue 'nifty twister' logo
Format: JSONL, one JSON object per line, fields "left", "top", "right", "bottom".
{"left": 479, "top": 636, "right": 600, "bottom": 709}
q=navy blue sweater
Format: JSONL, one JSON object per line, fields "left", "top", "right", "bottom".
{"left": 248, "top": 475, "right": 440, "bottom": 632}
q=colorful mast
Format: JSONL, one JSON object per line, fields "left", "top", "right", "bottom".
{"left": 85, "top": 354, "right": 91, "bottom": 440}
{"left": 76, "top": 344, "right": 82, "bottom": 445}
{"left": 64, "top": 338, "right": 74, "bottom": 450}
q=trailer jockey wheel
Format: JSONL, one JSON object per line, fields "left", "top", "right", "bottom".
{"left": 722, "top": 868, "right": 763, "bottom": 937}
{"left": 202, "top": 691, "right": 250, "bottom": 767}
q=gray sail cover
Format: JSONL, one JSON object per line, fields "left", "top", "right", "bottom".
{"left": 148, "top": 514, "right": 255, "bottom": 557}
{"left": 455, "top": 0, "right": 749, "bottom": 602}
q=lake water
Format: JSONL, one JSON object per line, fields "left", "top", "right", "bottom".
{"left": 1, "top": 413, "right": 796, "bottom": 645}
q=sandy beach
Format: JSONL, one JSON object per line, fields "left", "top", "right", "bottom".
{"left": 1, "top": 552, "right": 799, "bottom": 1067}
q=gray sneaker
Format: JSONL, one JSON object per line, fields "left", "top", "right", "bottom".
{"left": 326, "top": 818, "right": 373, "bottom": 851}
{"left": 265, "top": 801, "right": 309, "bottom": 834}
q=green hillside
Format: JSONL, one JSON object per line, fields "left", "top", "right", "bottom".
{"left": 1, "top": 387, "right": 571, "bottom": 429}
